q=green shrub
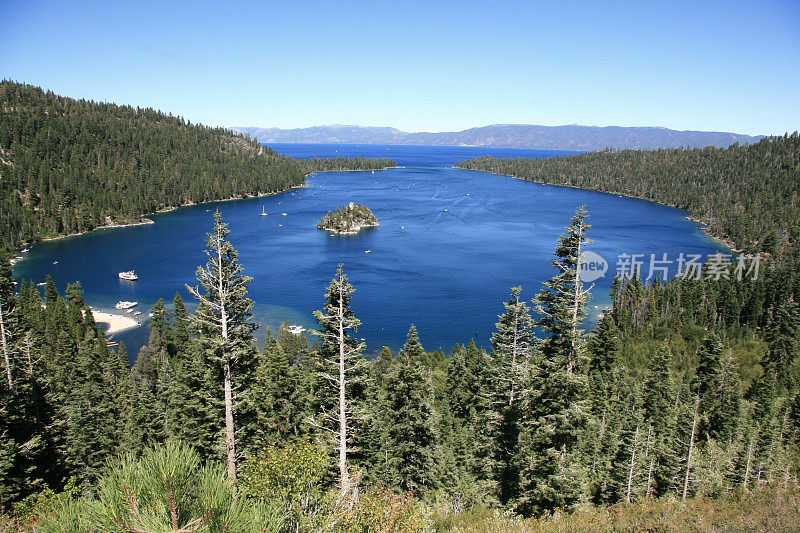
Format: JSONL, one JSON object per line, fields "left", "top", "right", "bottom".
{"left": 239, "top": 442, "right": 331, "bottom": 531}
{"left": 35, "top": 441, "right": 283, "bottom": 533}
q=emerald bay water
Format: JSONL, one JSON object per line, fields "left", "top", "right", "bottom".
{"left": 12, "top": 144, "right": 725, "bottom": 358}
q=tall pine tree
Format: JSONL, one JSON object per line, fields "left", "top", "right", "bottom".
{"left": 517, "top": 206, "right": 592, "bottom": 516}
{"left": 186, "top": 210, "right": 258, "bottom": 485}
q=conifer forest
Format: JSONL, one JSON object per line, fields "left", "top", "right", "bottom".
{"left": 1, "top": 83, "right": 799, "bottom": 531}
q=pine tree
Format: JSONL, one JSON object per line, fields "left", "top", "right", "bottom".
{"left": 0, "top": 257, "right": 16, "bottom": 394}
{"left": 696, "top": 333, "right": 724, "bottom": 397}
{"left": 65, "top": 306, "right": 120, "bottom": 486}
{"left": 584, "top": 314, "right": 624, "bottom": 501}
{"left": 608, "top": 399, "right": 646, "bottom": 503}
{"left": 470, "top": 345, "right": 503, "bottom": 503}
{"left": 278, "top": 321, "right": 310, "bottom": 367}
{"left": 708, "top": 350, "right": 742, "bottom": 443}
{"left": 445, "top": 344, "right": 474, "bottom": 423}
{"left": 373, "top": 345, "right": 393, "bottom": 387}
{"left": 247, "top": 332, "right": 303, "bottom": 448}
{"left": 587, "top": 314, "right": 621, "bottom": 378}
{"left": 0, "top": 260, "right": 63, "bottom": 507}
{"left": 491, "top": 286, "right": 535, "bottom": 503}
{"left": 492, "top": 286, "right": 534, "bottom": 407}
{"left": 695, "top": 333, "right": 725, "bottom": 440}
{"left": 310, "top": 264, "right": 370, "bottom": 499}
{"left": 186, "top": 210, "right": 258, "bottom": 485}
{"left": 516, "top": 206, "right": 592, "bottom": 516}
{"left": 170, "top": 339, "right": 220, "bottom": 461}
{"left": 130, "top": 299, "right": 176, "bottom": 447}
{"left": 40, "top": 441, "right": 282, "bottom": 531}
{"left": 642, "top": 343, "right": 678, "bottom": 497}
{"left": 171, "top": 292, "right": 190, "bottom": 353}
{"left": 379, "top": 325, "right": 438, "bottom": 494}
{"left": 765, "top": 299, "right": 800, "bottom": 389}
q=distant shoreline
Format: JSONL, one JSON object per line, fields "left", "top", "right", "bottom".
{"left": 41, "top": 218, "right": 155, "bottom": 242}
{"left": 458, "top": 167, "right": 741, "bottom": 253}
{"left": 19, "top": 167, "right": 396, "bottom": 251}
{"left": 19, "top": 187, "right": 305, "bottom": 249}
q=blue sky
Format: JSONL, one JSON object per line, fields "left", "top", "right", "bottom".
{"left": 1, "top": 0, "right": 798, "bottom": 136}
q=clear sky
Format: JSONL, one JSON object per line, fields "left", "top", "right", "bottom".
{"left": 1, "top": 0, "right": 798, "bottom": 136}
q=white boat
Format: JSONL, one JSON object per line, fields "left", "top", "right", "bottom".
{"left": 364, "top": 250, "right": 371, "bottom": 254}
{"left": 281, "top": 212, "right": 288, "bottom": 216}
{"left": 115, "top": 301, "right": 138, "bottom": 310}
{"left": 260, "top": 206, "right": 267, "bottom": 216}
{"left": 118, "top": 270, "right": 138, "bottom": 281}
{"left": 289, "top": 325, "right": 306, "bottom": 335}
{"left": 133, "top": 311, "right": 142, "bottom": 316}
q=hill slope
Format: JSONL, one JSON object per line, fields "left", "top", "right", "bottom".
{"left": 234, "top": 123, "right": 764, "bottom": 150}
{"left": 0, "top": 82, "right": 393, "bottom": 250}
{"left": 456, "top": 134, "right": 800, "bottom": 254}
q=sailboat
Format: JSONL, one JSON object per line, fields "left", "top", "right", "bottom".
{"left": 260, "top": 206, "right": 267, "bottom": 216}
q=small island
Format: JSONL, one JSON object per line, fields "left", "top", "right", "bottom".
{"left": 317, "top": 202, "right": 379, "bottom": 234}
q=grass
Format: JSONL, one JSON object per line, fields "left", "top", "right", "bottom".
{"left": 435, "top": 485, "right": 800, "bottom": 532}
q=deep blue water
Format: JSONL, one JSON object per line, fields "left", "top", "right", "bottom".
{"left": 12, "top": 144, "right": 725, "bottom": 359}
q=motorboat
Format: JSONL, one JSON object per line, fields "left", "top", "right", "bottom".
{"left": 118, "top": 270, "right": 138, "bottom": 281}
{"left": 115, "top": 301, "right": 138, "bottom": 310}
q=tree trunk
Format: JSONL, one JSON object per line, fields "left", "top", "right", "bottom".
{"left": 338, "top": 284, "right": 350, "bottom": 497}
{"left": 224, "top": 360, "right": 236, "bottom": 486}
{"left": 743, "top": 433, "right": 753, "bottom": 491}
{"left": 509, "top": 310, "right": 519, "bottom": 406}
{"left": 682, "top": 394, "right": 700, "bottom": 502}
{"left": 0, "top": 291, "right": 12, "bottom": 392}
{"left": 626, "top": 425, "right": 640, "bottom": 503}
{"left": 570, "top": 222, "right": 584, "bottom": 373}
{"left": 216, "top": 225, "right": 236, "bottom": 486}
{"left": 646, "top": 457, "right": 655, "bottom": 498}
{"left": 644, "top": 424, "right": 654, "bottom": 498}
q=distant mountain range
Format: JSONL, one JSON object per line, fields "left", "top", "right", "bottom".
{"left": 232, "top": 124, "right": 764, "bottom": 151}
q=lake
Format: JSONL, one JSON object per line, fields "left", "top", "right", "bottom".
{"left": 12, "top": 144, "right": 725, "bottom": 359}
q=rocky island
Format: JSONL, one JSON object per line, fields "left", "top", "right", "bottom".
{"left": 317, "top": 202, "right": 379, "bottom": 234}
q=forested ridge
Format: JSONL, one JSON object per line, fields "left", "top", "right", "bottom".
{"left": 456, "top": 134, "right": 800, "bottom": 256}
{"left": 0, "top": 81, "right": 394, "bottom": 251}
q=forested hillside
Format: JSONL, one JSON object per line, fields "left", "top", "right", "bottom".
{"left": 2, "top": 207, "right": 798, "bottom": 530}
{"left": 456, "top": 134, "right": 800, "bottom": 255}
{"left": 0, "top": 81, "right": 394, "bottom": 251}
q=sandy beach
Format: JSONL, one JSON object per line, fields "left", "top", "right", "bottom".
{"left": 91, "top": 310, "right": 141, "bottom": 335}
